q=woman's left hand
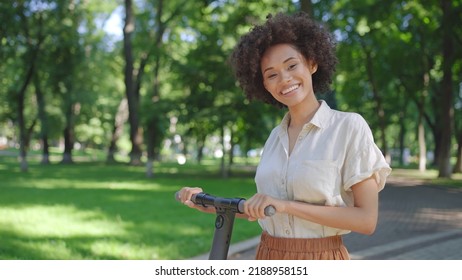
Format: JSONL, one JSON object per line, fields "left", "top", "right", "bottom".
{"left": 244, "top": 193, "right": 283, "bottom": 221}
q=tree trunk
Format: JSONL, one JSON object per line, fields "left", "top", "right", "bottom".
{"left": 146, "top": 119, "right": 158, "bottom": 178}
{"left": 454, "top": 93, "right": 462, "bottom": 173}
{"left": 34, "top": 73, "right": 50, "bottom": 164}
{"left": 107, "top": 98, "right": 129, "bottom": 163}
{"left": 59, "top": 0, "right": 81, "bottom": 165}
{"left": 437, "top": 0, "right": 455, "bottom": 178}
{"left": 398, "top": 122, "right": 405, "bottom": 165}
{"left": 41, "top": 136, "right": 50, "bottom": 164}
{"left": 123, "top": 0, "right": 143, "bottom": 165}
{"left": 196, "top": 135, "right": 206, "bottom": 164}
{"left": 454, "top": 138, "right": 462, "bottom": 173}
{"left": 227, "top": 129, "right": 235, "bottom": 176}
{"left": 228, "top": 129, "right": 234, "bottom": 166}
{"left": 220, "top": 125, "right": 228, "bottom": 178}
{"left": 18, "top": 91, "right": 28, "bottom": 172}
{"left": 418, "top": 72, "right": 430, "bottom": 172}
{"left": 61, "top": 102, "right": 75, "bottom": 164}
{"left": 145, "top": 53, "right": 162, "bottom": 177}
{"left": 418, "top": 117, "right": 427, "bottom": 172}
{"left": 396, "top": 89, "right": 408, "bottom": 166}
{"left": 16, "top": 6, "right": 44, "bottom": 172}
{"left": 431, "top": 125, "right": 442, "bottom": 167}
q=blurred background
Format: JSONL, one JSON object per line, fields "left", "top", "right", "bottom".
{"left": 0, "top": 0, "right": 461, "bottom": 260}
{"left": 1, "top": 0, "right": 461, "bottom": 177}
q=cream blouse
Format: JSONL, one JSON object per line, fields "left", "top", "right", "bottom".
{"left": 255, "top": 100, "right": 391, "bottom": 238}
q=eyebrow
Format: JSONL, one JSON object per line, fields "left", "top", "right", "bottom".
{"left": 263, "top": 57, "right": 298, "bottom": 74}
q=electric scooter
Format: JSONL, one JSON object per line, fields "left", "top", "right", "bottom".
{"left": 175, "top": 191, "right": 275, "bottom": 260}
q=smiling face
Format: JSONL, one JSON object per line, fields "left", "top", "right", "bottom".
{"left": 261, "top": 44, "right": 318, "bottom": 109}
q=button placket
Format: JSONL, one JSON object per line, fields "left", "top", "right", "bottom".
{"left": 280, "top": 153, "right": 289, "bottom": 199}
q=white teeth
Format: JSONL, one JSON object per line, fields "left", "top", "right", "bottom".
{"left": 282, "top": 84, "right": 299, "bottom": 95}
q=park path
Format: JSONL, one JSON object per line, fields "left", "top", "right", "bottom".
{"left": 203, "top": 177, "right": 462, "bottom": 260}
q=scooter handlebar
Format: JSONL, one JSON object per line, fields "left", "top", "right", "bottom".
{"left": 175, "top": 191, "right": 275, "bottom": 216}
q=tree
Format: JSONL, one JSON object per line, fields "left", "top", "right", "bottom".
{"left": 328, "top": 0, "right": 462, "bottom": 178}
{"left": 122, "top": 0, "right": 143, "bottom": 165}
{"left": 141, "top": 0, "right": 190, "bottom": 177}
{"left": 2, "top": 1, "right": 46, "bottom": 171}
{"left": 437, "top": 0, "right": 457, "bottom": 178}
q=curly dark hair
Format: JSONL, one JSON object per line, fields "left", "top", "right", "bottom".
{"left": 230, "top": 12, "right": 337, "bottom": 108}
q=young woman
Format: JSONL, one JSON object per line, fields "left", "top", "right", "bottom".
{"left": 178, "top": 12, "right": 391, "bottom": 260}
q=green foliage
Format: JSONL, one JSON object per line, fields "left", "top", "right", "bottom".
{"left": 1, "top": 0, "right": 462, "bottom": 174}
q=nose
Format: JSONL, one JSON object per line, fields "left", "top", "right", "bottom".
{"left": 281, "top": 71, "right": 292, "bottom": 82}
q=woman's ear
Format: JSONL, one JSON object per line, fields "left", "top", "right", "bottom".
{"left": 310, "top": 62, "right": 318, "bottom": 74}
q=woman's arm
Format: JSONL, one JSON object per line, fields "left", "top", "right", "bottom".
{"left": 244, "top": 176, "right": 380, "bottom": 235}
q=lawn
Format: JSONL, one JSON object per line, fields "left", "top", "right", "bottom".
{"left": 0, "top": 152, "right": 261, "bottom": 260}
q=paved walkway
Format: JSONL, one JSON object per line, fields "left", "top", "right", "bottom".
{"left": 194, "top": 178, "right": 462, "bottom": 260}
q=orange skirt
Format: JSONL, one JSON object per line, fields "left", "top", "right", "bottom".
{"left": 255, "top": 231, "right": 350, "bottom": 260}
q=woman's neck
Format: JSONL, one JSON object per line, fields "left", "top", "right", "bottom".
{"left": 288, "top": 98, "right": 320, "bottom": 128}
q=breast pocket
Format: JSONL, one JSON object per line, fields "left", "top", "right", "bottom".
{"left": 292, "top": 160, "right": 341, "bottom": 205}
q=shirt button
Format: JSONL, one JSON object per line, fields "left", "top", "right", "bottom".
{"left": 285, "top": 229, "right": 290, "bottom": 235}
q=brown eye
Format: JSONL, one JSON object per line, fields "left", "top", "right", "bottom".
{"left": 288, "top": 64, "right": 297, "bottom": 70}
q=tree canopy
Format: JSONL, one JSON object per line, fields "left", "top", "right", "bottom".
{"left": 1, "top": 0, "right": 461, "bottom": 177}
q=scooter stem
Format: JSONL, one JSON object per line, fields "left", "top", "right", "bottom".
{"left": 208, "top": 207, "right": 237, "bottom": 260}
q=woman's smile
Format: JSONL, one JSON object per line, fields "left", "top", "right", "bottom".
{"left": 281, "top": 83, "right": 301, "bottom": 95}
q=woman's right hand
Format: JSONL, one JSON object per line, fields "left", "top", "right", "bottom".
{"left": 177, "top": 187, "right": 215, "bottom": 214}
{"left": 244, "top": 193, "right": 281, "bottom": 221}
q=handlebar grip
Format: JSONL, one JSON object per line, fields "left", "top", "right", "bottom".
{"left": 175, "top": 191, "right": 276, "bottom": 216}
{"left": 237, "top": 201, "right": 275, "bottom": 216}
{"left": 264, "top": 205, "right": 276, "bottom": 216}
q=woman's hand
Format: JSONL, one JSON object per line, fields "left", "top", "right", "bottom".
{"left": 244, "top": 193, "right": 283, "bottom": 221}
{"left": 177, "top": 187, "right": 215, "bottom": 214}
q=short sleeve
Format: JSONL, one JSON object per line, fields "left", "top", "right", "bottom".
{"left": 342, "top": 115, "right": 391, "bottom": 192}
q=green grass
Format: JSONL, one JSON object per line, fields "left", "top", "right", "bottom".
{"left": 0, "top": 154, "right": 261, "bottom": 260}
